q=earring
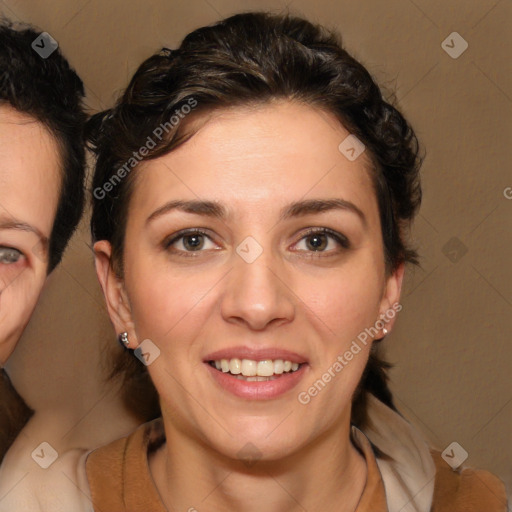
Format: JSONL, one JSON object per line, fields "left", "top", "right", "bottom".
{"left": 383, "top": 328, "right": 388, "bottom": 336}
{"left": 118, "top": 332, "right": 130, "bottom": 348}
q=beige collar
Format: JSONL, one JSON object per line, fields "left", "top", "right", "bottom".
{"left": 362, "top": 394, "right": 436, "bottom": 512}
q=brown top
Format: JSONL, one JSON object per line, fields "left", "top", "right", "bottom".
{"left": 85, "top": 418, "right": 508, "bottom": 512}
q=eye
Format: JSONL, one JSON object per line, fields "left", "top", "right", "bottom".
{"left": 162, "top": 227, "right": 349, "bottom": 258}
{"left": 163, "top": 229, "right": 219, "bottom": 256}
{"left": 0, "top": 247, "right": 23, "bottom": 265}
{"left": 293, "top": 228, "right": 350, "bottom": 255}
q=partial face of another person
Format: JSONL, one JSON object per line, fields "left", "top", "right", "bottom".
{"left": 97, "top": 101, "right": 403, "bottom": 461}
{"left": 0, "top": 105, "right": 60, "bottom": 364}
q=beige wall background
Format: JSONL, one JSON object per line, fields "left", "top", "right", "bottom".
{"left": 2, "top": 0, "right": 511, "bottom": 499}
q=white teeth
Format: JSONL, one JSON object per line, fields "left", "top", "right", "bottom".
{"left": 241, "top": 359, "right": 257, "bottom": 376}
{"left": 229, "top": 358, "right": 241, "bottom": 374}
{"left": 273, "top": 359, "right": 284, "bottom": 374}
{"left": 211, "top": 358, "right": 302, "bottom": 377}
{"left": 236, "top": 375, "right": 279, "bottom": 381}
{"left": 257, "top": 360, "right": 274, "bottom": 377}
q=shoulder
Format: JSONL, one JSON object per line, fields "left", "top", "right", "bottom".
{"left": 0, "top": 448, "right": 93, "bottom": 512}
{"left": 85, "top": 418, "right": 163, "bottom": 507}
{"left": 86, "top": 416, "right": 163, "bottom": 467}
{"left": 430, "top": 449, "right": 508, "bottom": 512}
{"left": 85, "top": 418, "right": 165, "bottom": 511}
{"left": 86, "top": 416, "right": 160, "bottom": 471}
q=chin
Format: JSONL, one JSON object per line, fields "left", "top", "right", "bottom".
{"left": 209, "top": 424, "right": 303, "bottom": 464}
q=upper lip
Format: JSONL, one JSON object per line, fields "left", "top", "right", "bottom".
{"left": 204, "top": 346, "right": 308, "bottom": 364}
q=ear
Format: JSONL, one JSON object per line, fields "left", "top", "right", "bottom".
{"left": 94, "top": 240, "right": 140, "bottom": 349}
{"left": 377, "top": 262, "right": 405, "bottom": 336}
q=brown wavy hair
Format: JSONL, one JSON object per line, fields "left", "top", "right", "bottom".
{"left": 87, "top": 11, "right": 422, "bottom": 431}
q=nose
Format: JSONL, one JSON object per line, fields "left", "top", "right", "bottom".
{"left": 220, "top": 245, "right": 295, "bottom": 331}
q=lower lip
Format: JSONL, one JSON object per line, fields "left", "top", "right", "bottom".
{"left": 205, "top": 363, "right": 308, "bottom": 400}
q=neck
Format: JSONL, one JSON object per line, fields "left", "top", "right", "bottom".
{"left": 149, "top": 415, "right": 367, "bottom": 512}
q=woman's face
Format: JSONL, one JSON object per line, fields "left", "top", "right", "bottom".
{"left": 97, "top": 101, "right": 403, "bottom": 461}
{"left": 0, "top": 106, "right": 60, "bottom": 364}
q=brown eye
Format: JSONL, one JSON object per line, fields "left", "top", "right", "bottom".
{"left": 182, "top": 233, "right": 205, "bottom": 251}
{"left": 163, "top": 229, "right": 218, "bottom": 255}
{"left": 293, "top": 228, "right": 350, "bottom": 254}
{"left": 305, "top": 233, "right": 328, "bottom": 251}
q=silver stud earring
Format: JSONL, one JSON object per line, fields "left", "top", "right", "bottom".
{"left": 119, "top": 332, "right": 130, "bottom": 348}
{"left": 383, "top": 328, "right": 388, "bottom": 336}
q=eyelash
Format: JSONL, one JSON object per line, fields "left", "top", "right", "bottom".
{"left": 162, "top": 227, "right": 350, "bottom": 258}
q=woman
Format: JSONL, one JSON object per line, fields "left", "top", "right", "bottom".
{"left": 0, "top": 19, "right": 86, "bottom": 460}
{"left": 85, "top": 12, "right": 507, "bottom": 511}
{"left": 0, "top": 19, "right": 99, "bottom": 512}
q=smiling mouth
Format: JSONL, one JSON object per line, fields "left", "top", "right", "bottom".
{"left": 208, "top": 358, "right": 304, "bottom": 381}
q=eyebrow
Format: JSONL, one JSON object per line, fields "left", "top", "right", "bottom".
{"left": 147, "top": 198, "right": 367, "bottom": 227}
{"left": 0, "top": 218, "right": 48, "bottom": 249}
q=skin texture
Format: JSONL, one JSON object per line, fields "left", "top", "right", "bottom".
{"left": 95, "top": 101, "right": 404, "bottom": 512}
{"left": 0, "top": 105, "right": 60, "bottom": 364}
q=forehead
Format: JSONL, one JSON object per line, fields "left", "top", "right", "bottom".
{"left": 133, "top": 101, "right": 377, "bottom": 222}
{"left": 0, "top": 105, "right": 61, "bottom": 235}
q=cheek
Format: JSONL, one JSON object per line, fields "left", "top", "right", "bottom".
{"left": 0, "top": 276, "right": 44, "bottom": 360}
{"left": 293, "top": 268, "right": 381, "bottom": 421}
{"left": 296, "top": 262, "right": 383, "bottom": 347}
{"left": 125, "top": 256, "right": 217, "bottom": 344}
{"left": 0, "top": 260, "right": 28, "bottom": 292}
